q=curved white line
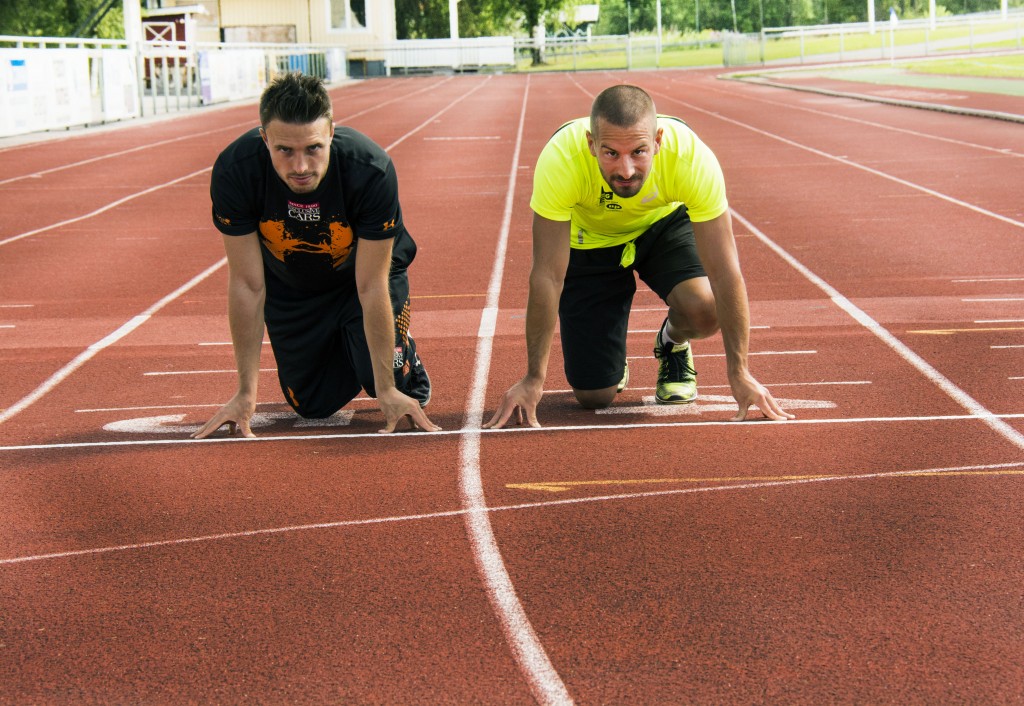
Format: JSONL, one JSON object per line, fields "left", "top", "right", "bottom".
{"left": 458, "top": 75, "right": 574, "bottom": 706}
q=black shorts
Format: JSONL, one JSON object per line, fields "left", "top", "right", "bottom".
{"left": 558, "top": 207, "right": 706, "bottom": 390}
{"left": 263, "top": 233, "right": 418, "bottom": 418}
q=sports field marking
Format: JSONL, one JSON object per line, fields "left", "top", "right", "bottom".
{"left": 627, "top": 349, "right": 816, "bottom": 360}
{"left": 411, "top": 293, "right": 487, "bottom": 299}
{"left": 0, "top": 76, "right": 450, "bottom": 181}
{"left": 700, "top": 79, "right": 1024, "bottom": 158}
{"left": 506, "top": 465, "right": 1024, "bottom": 493}
{"left": 730, "top": 210, "right": 1024, "bottom": 452}
{"left": 0, "top": 167, "right": 212, "bottom": 248}
{"left": 0, "top": 325, "right": 13, "bottom": 329}
{"left": 653, "top": 90, "right": 1024, "bottom": 232}
{"left": 963, "top": 297, "right": 1024, "bottom": 302}
{"left": 5, "top": 414, "right": 1024, "bottom": 453}
{"left": 453, "top": 75, "right": 572, "bottom": 706}
{"left": 596, "top": 393, "right": 835, "bottom": 416}
{"left": 3, "top": 461, "right": 1020, "bottom": 567}
{"left": 909, "top": 326, "right": 1024, "bottom": 334}
{"left": 143, "top": 368, "right": 277, "bottom": 376}
{"left": 198, "top": 341, "right": 270, "bottom": 346}
{"left": 0, "top": 304, "right": 33, "bottom": 308}
{"left": 0, "top": 259, "right": 226, "bottom": 426}
{"left": 994, "top": 344, "right": 1024, "bottom": 349}
{"left": 977, "top": 319, "right": 1024, "bottom": 323}
{"left": 0, "top": 124, "right": 247, "bottom": 187}
{"left": 953, "top": 277, "right": 1024, "bottom": 283}
{"left": 423, "top": 136, "right": 502, "bottom": 141}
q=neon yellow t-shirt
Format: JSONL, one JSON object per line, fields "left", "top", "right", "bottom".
{"left": 530, "top": 116, "right": 728, "bottom": 250}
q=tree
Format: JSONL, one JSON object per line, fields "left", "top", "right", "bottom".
{"left": 0, "top": 0, "right": 123, "bottom": 38}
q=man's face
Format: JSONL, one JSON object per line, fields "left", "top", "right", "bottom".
{"left": 260, "top": 117, "right": 333, "bottom": 194}
{"left": 587, "top": 117, "right": 663, "bottom": 199}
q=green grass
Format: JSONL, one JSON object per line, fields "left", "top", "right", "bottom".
{"left": 902, "top": 53, "right": 1024, "bottom": 78}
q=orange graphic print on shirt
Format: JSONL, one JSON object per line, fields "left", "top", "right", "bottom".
{"left": 259, "top": 218, "right": 355, "bottom": 267}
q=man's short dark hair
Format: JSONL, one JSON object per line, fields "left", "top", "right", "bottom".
{"left": 259, "top": 72, "right": 333, "bottom": 127}
{"left": 590, "top": 85, "right": 656, "bottom": 134}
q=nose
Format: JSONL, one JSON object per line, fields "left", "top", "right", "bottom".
{"left": 618, "top": 156, "right": 636, "bottom": 179}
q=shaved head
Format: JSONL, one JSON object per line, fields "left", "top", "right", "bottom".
{"left": 590, "top": 85, "right": 657, "bottom": 137}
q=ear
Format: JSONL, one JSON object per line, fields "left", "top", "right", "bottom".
{"left": 586, "top": 130, "right": 597, "bottom": 157}
{"left": 259, "top": 127, "right": 269, "bottom": 148}
{"left": 653, "top": 127, "right": 664, "bottom": 155}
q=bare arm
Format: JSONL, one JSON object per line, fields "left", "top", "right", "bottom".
{"left": 693, "top": 211, "right": 793, "bottom": 421}
{"left": 192, "top": 233, "right": 267, "bottom": 438}
{"left": 483, "top": 213, "right": 570, "bottom": 429}
{"left": 355, "top": 237, "right": 440, "bottom": 433}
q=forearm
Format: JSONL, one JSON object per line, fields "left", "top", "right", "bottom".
{"left": 227, "top": 279, "right": 266, "bottom": 397}
{"left": 360, "top": 281, "right": 399, "bottom": 397}
{"left": 711, "top": 272, "right": 752, "bottom": 379}
{"left": 524, "top": 270, "right": 563, "bottom": 382}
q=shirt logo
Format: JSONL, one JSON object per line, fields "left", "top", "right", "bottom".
{"left": 641, "top": 187, "right": 660, "bottom": 204}
{"left": 287, "top": 201, "right": 321, "bottom": 222}
{"left": 600, "top": 188, "right": 614, "bottom": 204}
{"left": 382, "top": 217, "right": 397, "bottom": 231}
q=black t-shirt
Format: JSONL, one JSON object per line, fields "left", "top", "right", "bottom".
{"left": 210, "top": 126, "right": 409, "bottom": 293}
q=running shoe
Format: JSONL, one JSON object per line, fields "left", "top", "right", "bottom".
{"left": 653, "top": 319, "right": 697, "bottom": 404}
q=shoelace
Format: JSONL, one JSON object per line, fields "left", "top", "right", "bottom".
{"left": 657, "top": 342, "right": 695, "bottom": 382}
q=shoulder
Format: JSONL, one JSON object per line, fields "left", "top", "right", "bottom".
{"left": 543, "top": 117, "right": 589, "bottom": 152}
{"left": 331, "top": 126, "right": 392, "bottom": 175}
{"left": 214, "top": 127, "right": 266, "bottom": 174}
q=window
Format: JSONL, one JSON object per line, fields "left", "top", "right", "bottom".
{"left": 330, "top": 0, "right": 366, "bottom": 30}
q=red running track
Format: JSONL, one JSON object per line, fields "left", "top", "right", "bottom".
{"left": 1, "top": 70, "right": 1023, "bottom": 704}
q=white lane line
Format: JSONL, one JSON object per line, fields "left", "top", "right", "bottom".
{"left": 698, "top": 79, "right": 1024, "bottom": 158}
{"left": 731, "top": 210, "right": 1024, "bottom": 452}
{"left": 0, "top": 167, "right": 212, "bottom": 248}
{"left": 3, "top": 460, "right": 1021, "bottom": 567}
{"left": 964, "top": 298, "right": 1024, "bottom": 302}
{"left": 653, "top": 90, "right": 1024, "bottom": 232}
{"left": 143, "top": 369, "right": 276, "bottom": 376}
{"left": 0, "top": 259, "right": 226, "bottom": 425}
{"left": 424, "top": 136, "right": 502, "bottom": 141}
{"left": 385, "top": 76, "right": 491, "bottom": 152}
{"left": 457, "top": 75, "right": 574, "bottom": 706}
{"left": 5, "top": 414, "right": 1024, "bottom": 454}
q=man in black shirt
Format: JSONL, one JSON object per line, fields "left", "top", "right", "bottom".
{"left": 193, "top": 72, "right": 439, "bottom": 438}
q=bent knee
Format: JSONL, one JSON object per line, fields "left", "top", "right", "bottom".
{"left": 574, "top": 387, "right": 617, "bottom": 409}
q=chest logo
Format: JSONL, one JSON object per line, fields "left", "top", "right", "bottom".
{"left": 287, "top": 201, "right": 321, "bottom": 222}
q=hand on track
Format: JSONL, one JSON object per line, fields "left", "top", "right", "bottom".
{"left": 483, "top": 378, "right": 543, "bottom": 429}
{"left": 191, "top": 393, "right": 257, "bottom": 439}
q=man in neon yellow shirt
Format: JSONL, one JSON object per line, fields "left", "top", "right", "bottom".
{"left": 485, "top": 84, "right": 792, "bottom": 428}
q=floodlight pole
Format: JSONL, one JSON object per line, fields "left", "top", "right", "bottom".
{"left": 450, "top": 0, "right": 459, "bottom": 38}
{"left": 868, "top": 0, "right": 876, "bottom": 34}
